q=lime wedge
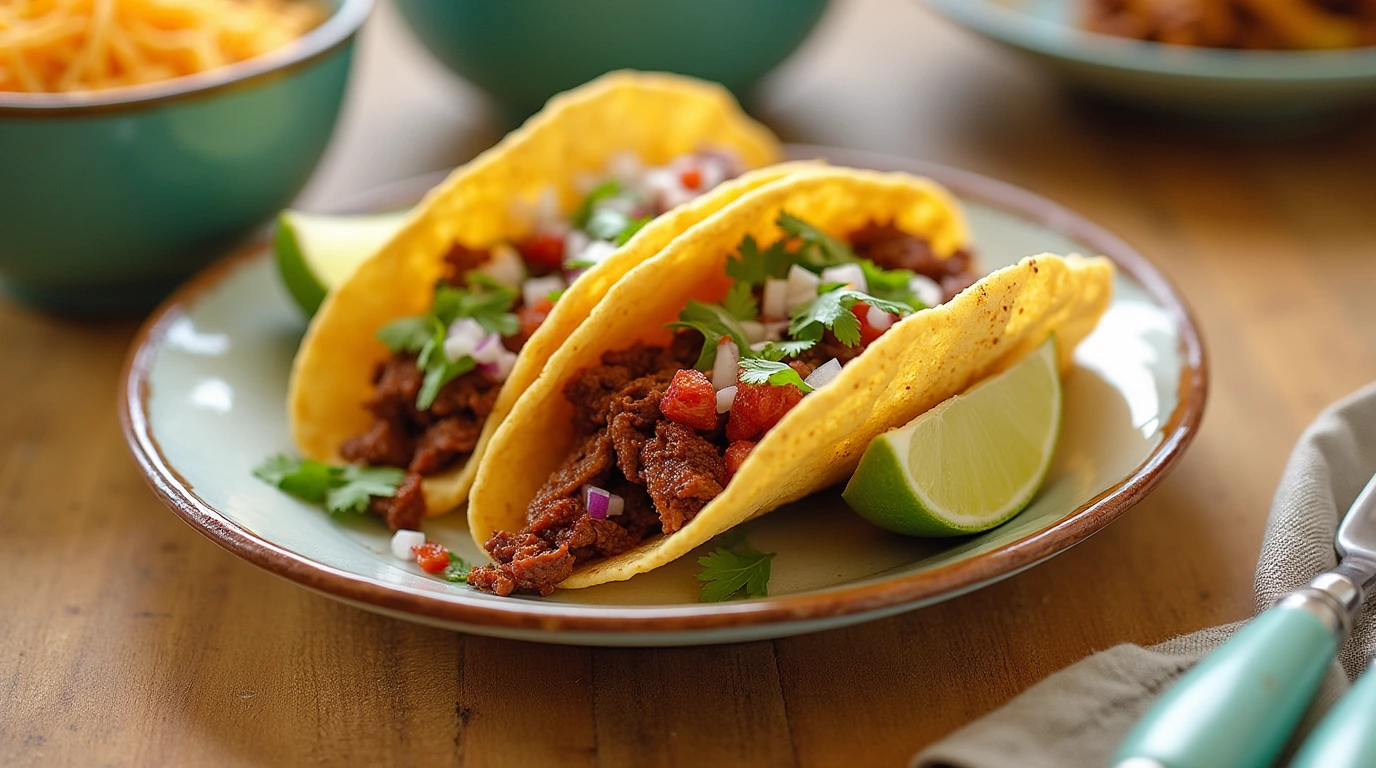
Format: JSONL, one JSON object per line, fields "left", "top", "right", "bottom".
{"left": 842, "top": 336, "right": 1062, "bottom": 537}
{"left": 274, "top": 209, "right": 409, "bottom": 316}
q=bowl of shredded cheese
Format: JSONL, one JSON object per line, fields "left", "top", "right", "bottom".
{"left": 0, "top": 0, "right": 372, "bottom": 313}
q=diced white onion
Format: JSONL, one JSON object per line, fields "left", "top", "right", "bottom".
{"left": 533, "top": 188, "right": 564, "bottom": 232}
{"left": 699, "top": 156, "right": 729, "bottom": 191}
{"left": 786, "top": 264, "right": 820, "bottom": 313}
{"left": 607, "top": 494, "right": 625, "bottom": 517}
{"left": 479, "top": 348, "right": 518, "bottom": 382}
{"left": 609, "top": 151, "right": 643, "bottom": 184}
{"left": 803, "top": 358, "right": 843, "bottom": 390}
{"left": 712, "top": 339, "right": 740, "bottom": 390}
{"left": 444, "top": 318, "right": 485, "bottom": 361}
{"left": 390, "top": 529, "right": 425, "bottom": 561}
{"left": 716, "top": 385, "right": 738, "bottom": 413}
{"left": 749, "top": 341, "right": 770, "bottom": 353}
{"left": 644, "top": 167, "right": 694, "bottom": 211}
{"left": 910, "top": 275, "right": 943, "bottom": 308}
{"left": 477, "top": 243, "right": 527, "bottom": 287}
{"left": 594, "top": 196, "right": 638, "bottom": 217}
{"left": 564, "top": 229, "right": 590, "bottom": 264}
{"left": 866, "top": 304, "right": 894, "bottom": 332}
{"left": 741, "top": 321, "right": 767, "bottom": 344}
{"left": 471, "top": 334, "right": 505, "bottom": 364}
{"left": 762, "top": 278, "right": 788, "bottom": 320}
{"left": 764, "top": 321, "right": 789, "bottom": 341}
{"left": 575, "top": 240, "right": 618, "bottom": 268}
{"left": 522, "top": 274, "right": 566, "bottom": 308}
{"left": 821, "top": 263, "right": 867, "bottom": 293}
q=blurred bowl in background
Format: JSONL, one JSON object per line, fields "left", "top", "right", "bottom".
{"left": 391, "top": 0, "right": 832, "bottom": 121}
{"left": 0, "top": 0, "right": 372, "bottom": 314}
{"left": 925, "top": 0, "right": 1376, "bottom": 122}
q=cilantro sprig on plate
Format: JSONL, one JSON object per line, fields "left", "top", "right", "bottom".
{"left": 376, "top": 275, "right": 518, "bottom": 409}
{"left": 696, "top": 541, "right": 776, "bottom": 602}
{"left": 253, "top": 454, "right": 405, "bottom": 515}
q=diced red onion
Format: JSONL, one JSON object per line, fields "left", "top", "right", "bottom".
{"left": 866, "top": 304, "right": 894, "bottom": 332}
{"left": 471, "top": 333, "right": 504, "bottom": 364}
{"left": 804, "top": 358, "right": 842, "bottom": 390}
{"left": 712, "top": 339, "right": 740, "bottom": 390}
{"left": 478, "top": 348, "right": 517, "bottom": 382}
{"left": 786, "top": 264, "right": 820, "bottom": 313}
{"left": 583, "top": 485, "right": 625, "bottom": 520}
{"left": 444, "top": 318, "right": 485, "bottom": 360}
{"left": 478, "top": 243, "right": 527, "bottom": 287}
{"left": 523, "top": 274, "right": 566, "bottom": 308}
{"left": 909, "top": 275, "right": 943, "bottom": 308}
{"left": 761, "top": 278, "right": 788, "bottom": 320}
{"left": 716, "top": 385, "right": 738, "bottom": 413}
{"left": 821, "top": 263, "right": 867, "bottom": 293}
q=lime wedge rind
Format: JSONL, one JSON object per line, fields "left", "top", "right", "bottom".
{"left": 842, "top": 337, "right": 1062, "bottom": 537}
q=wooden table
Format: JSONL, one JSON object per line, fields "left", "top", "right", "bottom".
{"left": 5, "top": 0, "right": 1376, "bottom": 764}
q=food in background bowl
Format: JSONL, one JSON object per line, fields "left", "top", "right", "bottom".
{"left": 2, "top": 0, "right": 327, "bottom": 94}
{"left": 1084, "top": 0, "right": 1376, "bottom": 50}
{"left": 0, "top": 0, "right": 370, "bottom": 312}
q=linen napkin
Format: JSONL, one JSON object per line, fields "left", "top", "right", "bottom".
{"left": 913, "top": 381, "right": 1376, "bottom": 768}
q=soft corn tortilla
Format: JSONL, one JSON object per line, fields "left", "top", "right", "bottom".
{"left": 288, "top": 71, "right": 792, "bottom": 516}
{"left": 468, "top": 166, "right": 1115, "bottom": 589}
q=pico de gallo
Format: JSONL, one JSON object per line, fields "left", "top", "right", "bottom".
{"left": 467, "top": 212, "right": 981, "bottom": 596}
{"left": 336, "top": 150, "right": 747, "bottom": 531}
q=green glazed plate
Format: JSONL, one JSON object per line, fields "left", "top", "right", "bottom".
{"left": 926, "top": 0, "right": 1376, "bottom": 120}
{"left": 120, "top": 147, "right": 1206, "bottom": 646}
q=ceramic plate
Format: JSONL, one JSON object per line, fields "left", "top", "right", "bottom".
{"left": 925, "top": 0, "right": 1376, "bottom": 120}
{"left": 120, "top": 147, "right": 1206, "bottom": 647}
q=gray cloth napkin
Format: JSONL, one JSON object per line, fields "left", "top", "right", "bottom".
{"left": 913, "top": 381, "right": 1376, "bottom": 768}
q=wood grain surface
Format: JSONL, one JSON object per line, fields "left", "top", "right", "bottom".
{"left": 4, "top": 0, "right": 1376, "bottom": 765}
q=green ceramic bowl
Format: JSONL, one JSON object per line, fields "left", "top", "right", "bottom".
{"left": 391, "top": 0, "right": 832, "bottom": 121}
{"left": 925, "top": 0, "right": 1376, "bottom": 122}
{"left": 0, "top": 0, "right": 372, "bottom": 314}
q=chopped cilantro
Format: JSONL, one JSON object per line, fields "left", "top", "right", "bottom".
{"left": 667, "top": 300, "right": 753, "bottom": 370}
{"left": 725, "top": 235, "right": 792, "bottom": 287}
{"left": 443, "top": 552, "right": 472, "bottom": 583}
{"left": 417, "top": 354, "right": 476, "bottom": 410}
{"left": 376, "top": 316, "right": 432, "bottom": 354}
{"left": 696, "top": 546, "right": 776, "bottom": 602}
{"left": 547, "top": 288, "right": 566, "bottom": 303}
{"left": 613, "top": 216, "right": 653, "bottom": 246}
{"left": 584, "top": 207, "right": 631, "bottom": 241}
{"left": 790, "top": 287, "right": 914, "bottom": 347}
{"left": 571, "top": 180, "right": 624, "bottom": 229}
{"left": 778, "top": 212, "right": 854, "bottom": 270}
{"left": 738, "top": 358, "right": 813, "bottom": 393}
{"left": 253, "top": 454, "right": 405, "bottom": 516}
{"left": 858, "top": 259, "right": 925, "bottom": 306}
{"left": 757, "top": 339, "right": 817, "bottom": 361}
{"left": 721, "top": 281, "right": 758, "bottom": 322}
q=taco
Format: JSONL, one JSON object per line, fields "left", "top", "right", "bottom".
{"left": 465, "top": 167, "right": 1115, "bottom": 595}
{"left": 287, "top": 71, "right": 793, "bottom": 530}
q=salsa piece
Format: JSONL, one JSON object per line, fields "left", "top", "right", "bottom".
{"left": 469, "top": 215, "right": 983, "bottom": 596}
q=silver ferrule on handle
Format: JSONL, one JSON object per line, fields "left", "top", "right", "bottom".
{"left": 1280, "top": 571, "right": 1365, "bottom": 639}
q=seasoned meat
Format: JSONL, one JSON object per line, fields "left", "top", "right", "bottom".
{"left": 340, "top": 419, "right": 415, "bottom": 470}
{"left": 468, "top": 532, "right": 575, "bottom": 597}
{"left": 639, "top": 422, "right": 727, "bottom": 533}
{"left": 848, "top": 222, "right": 981, "bottom": 301}
{"left": 370, "top": 472, "right": 426, "bottom": 531}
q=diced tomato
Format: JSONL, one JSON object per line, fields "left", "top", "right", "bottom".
{"left": 679, "top": 167, "right": 703, "bottom": 191}
{"left": 518, "top": 233, "right": 565, "bottom": 272}
{"left": 724, "top": 440, "right": 756, "bottom": 480}
{"left": 852, "top": 301, "right": 893, "bottom": 347}
{"left": 660, "top": 369, "right": 719, "bottom": 431}
{"left": 726, "top": 382, "right": 803, "bottom": 441}
{"left": 518, "top": 297, "right": 555, "bottom": 340}
{"left": 412, "top": 541, "right": 451, "bottom": 574}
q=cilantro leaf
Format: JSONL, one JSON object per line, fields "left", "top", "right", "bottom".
{"left": 696, "top": 547, "right": 776, "bottom": 602}
{"left": 777, "top": 212, "right": 855, "bottom": 270}
{"left": 858, "top": 259, "right": 925, "bottom": 306}
{"left": 253, "top": 454, "right": 336, "bottom": 503}
{"left": 571, "top": 180, "right": 624, "bottom": 229}
{"left": 547, "top": 288, "right": 566, "bottom": 303}
{"left": 417, "top": 354, "right": 476, "bottom": 410}
{"left": 436, "top": 279, "right": 520, "bottom": 337}
{"left": 254, "top": 455, "right": 404, "bottom": 514}
{"left": 725, "top": 235, "right": 792, "bottom": 287}
{"left": 757, "top": 339, "right": 817, "bottom": 361}
{"left": 613, "top": 216, "right": 652, "bottom": 246}
{"left": 722, "top": 281, "right": 758, "bottom": 322}
{"left": 377, "top": 317, "right": 433, "bottom": 354}
{"left": 443, "top": 552, "right": 472, "bottom": 583}
{"left": 738, "top": 358, "right": 813, "bottom": 393}
{"left": 790, "top": 288, "right": 914, "bottom": 347}
{"left": 667, "top": 300, "right": 753, "bottom": 370}
{"left": 325, "top": 465, "right": 406, "bottom": 515}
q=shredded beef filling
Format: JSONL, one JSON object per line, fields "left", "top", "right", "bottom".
{"left": 469, "top": 223, "right": 985, "bottom": 596}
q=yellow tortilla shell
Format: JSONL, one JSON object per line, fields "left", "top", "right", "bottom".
{"left": 288, "top": 71, "right": 791, "bottom": 515}
{"left": 468, "top": 167, "right": 1115, "bottom": 589}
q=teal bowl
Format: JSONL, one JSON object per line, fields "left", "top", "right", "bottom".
{"left": 391, "top": 0, "right": 832, "bottom": 121}
{"left": 0, "top": 0, "right": 372, "bottom": 314}
{"left": 925, "top": 0, "right": 1376, "bottom": 122}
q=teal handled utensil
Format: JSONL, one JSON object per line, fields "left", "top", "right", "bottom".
{"left": 1113, "top": 472, "right": 1376, "bottom": 768}
{"left": 1287, "top": 659, "right": 1376, "bottom": 768}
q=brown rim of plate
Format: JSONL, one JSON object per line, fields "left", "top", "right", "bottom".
{"left": 0, "top": 0, "right": 372, "bottom": 118}
{"left": 117, "top": 146, "right": 1208, "bottom": 635}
